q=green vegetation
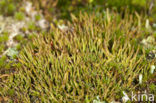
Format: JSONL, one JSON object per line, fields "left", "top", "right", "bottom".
{"left": 1, "top": 11, "right": 155, "bottom": 102}
{"left": 29, "top": 0, "right": 156, "bottom": 21}
{"left": 0, "top": 0, "right": 155, "bottom": 102}
{"left": 0, "top": 0, "right": 19, "bottom": 16}
{"left": 14, "top": 12, "right": 25, "bottom": 21}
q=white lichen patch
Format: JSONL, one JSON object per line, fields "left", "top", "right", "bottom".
{"left": 7, "top": 21, "right": 25, "bottom": 46}
{"left": 141, "top": 36, "right": 155, "bottom": 48}
{"left": 141, "top": 36, "right": 156, "bottom": 59}
{"left": 23, "top": 1, "right": 49, "bottom": 29}
{"left": 0, "top": 1, "right": 49, "bottom": 58}
{"left": 37, "top": 18, "right": 49, "bottom": 29}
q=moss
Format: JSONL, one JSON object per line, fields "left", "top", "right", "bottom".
{"left": 7, "top": 89, "right": 15, "bottom": 96}
{"left": 149, "top": 84, "right": 156, "bottom": 92}
{"left": 0, "top": 44, "right": 5, "bottom": 53}
{"left": 13, "top": 35, "right": 24, "bottom": 42}
{"left": 14, "top": 12, "right": 25, "bottom": 21}
{"left": 35, "top": 14, "right": 41, "bottom": 21}
{"left": 0, "top": 0, "right": 17, "bottom": 16}
{"left": 0, "top": 55, "right": 6, "bottom": 67}
{"left": 15, "top": 44, "right": 21, "bottom": 50}
{"left": 1, "top": 12, "right": 153, "bottom": 102}
{"left": 0, "top": 0, "right": 155, "bottom": 102}
{"left": 28, "top": 22, "right": 37, "bottom": 31}
{"left": 0, "top": 32, "right": 9, "bottom": 43}
{"left": 7, "top": 3, "right": 16, "bottom": 15}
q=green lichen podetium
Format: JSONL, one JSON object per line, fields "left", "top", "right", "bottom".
{"left": 1, "top": 11, "right": 153, "bottom": 102}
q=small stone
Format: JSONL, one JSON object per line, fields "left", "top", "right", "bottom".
{"left": 150, "top": 65, "right": 155, "bottom": 74}
{"left": 58, "top": 24, "right": 68, "bottom": 31}
{"left": 139, "top": 74, "right": 143, "bottom": 84}
{"left": 145, "top": 19, "right": 150, "bottom": 29}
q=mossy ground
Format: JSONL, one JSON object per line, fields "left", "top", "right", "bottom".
{"left": 0, "top": 0, "right": 155, "bottom": 103}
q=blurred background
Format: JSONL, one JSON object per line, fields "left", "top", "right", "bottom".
{"left": 0, "top": 0, "right": 156, "bottom": 21}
